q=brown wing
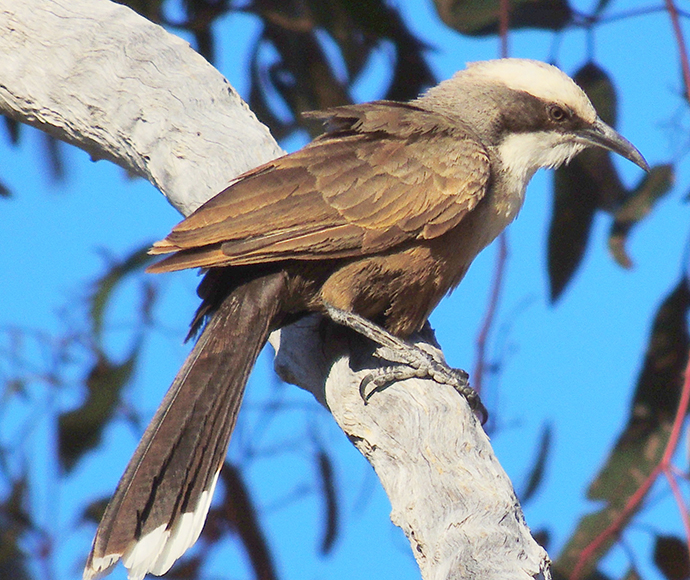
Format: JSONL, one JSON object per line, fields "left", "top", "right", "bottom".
{"left": 148, "top": 101, "right": 490, "bottom": 273}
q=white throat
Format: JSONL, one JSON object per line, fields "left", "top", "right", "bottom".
{"left": 497, "top": 131, "right": 585, "bottom": 206}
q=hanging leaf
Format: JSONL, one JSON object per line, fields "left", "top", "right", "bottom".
{"left": 89, "top": 244, "right": 154, "bottom": 343}
{"left": 592, "top": 278, "right": 690, "bottom": 493}
{"left": 308, "top": 0, "right": 377, "bottom": 81}
{"left": 519, "top": 423, "right": 552, "bottom": 504}
{"left": 309, "top": 0, "right": 435, "bottom": 101}
{"left": 548, "top": 62, "right": 629, "bottom": 301}
{"left": 184, "top": 0, "right": 227, "bottom": 63}
{"left": 212, "top": 463, "right": 278, "bottom": 580}
{"left": 249, "top": 36, "right": 296, "bottom": 142}
{"left": 375, "top": 6, "right": 436, "bottom": 101}
{"left": 0, "top": 180, "right": 11, "bottom": 198}
{"left": 532, "top": 529, "right": 551, "bottom": 550}
{"left": 577, "top": 62, "right": 617, "bottom": 127}
{"left": 263, "top": 24, "right": 351, "bottom": 131}
{"left": 278, "top": 28, "right": 351, "bottom": 112}
{"left": 316, "top": 450, "right": 339, "bottom": 554}
{"left": 82, "top": 496, "right": 110, "bottom": 525}
{"left": 58, "top": 348, "right": 139, "bottom": 471}
{"left": 609, "top": 164, "right": 674, "bottom": 269}
{"left": 247, "top": 0, "right": 351, "bottom": 136}
{"left": 43, "top": 134, "right": 65, "bottom": 183}
{"left": 247, "top": 0, "right": 433, "bottom": 139}
{"left": 654, "top": 536, "right": 690, "bottom": 580}
{"left": 2, "top": 115, "right": 20, "bottom": 145}
{"left": 570, "top": 62, "right": 628, "bottom": 212}
{"left": 0, "top": 477, "right": 31, "bottom": 580}
{"left": 433, "top": 0, "right": 571, "bottom": 36}
{"left": 548, "top": 161, "right": 599, "bottom": 302}
{"left": 555, "top": 279, "right": 690, "bottom": 577}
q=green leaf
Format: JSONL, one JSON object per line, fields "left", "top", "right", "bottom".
{"left": 0, "top": 477, "right": 32, "bottom": 580}
{"left": 213, "top": 463, "right": 278, "bottom": 580}
{"left": 555, "top": 279, "right": 690, "bottom": 577}
{"left": 309, "top": 0, "right": 380, "bottom": 81}
{"left": 609, "top": 164, "right": 674, "bottom": 269}
{"left": 575, "top": 62, "right": 617, "bottom": 128}
{"left": 89, "top": 244, "right": 153, "bottom": 343}
{"left": 548, "top": 159, "right": 599, "bottom": 302}
{"left": 2, "top": 115, "right": 20, "bottom": 145}
{"left": 570, "top": 63, "right": 627, "bottom": 213}
{"left": 247, "top": 0, "right": 434, "bottom": 138}
{"left": 43, "top": 134, "right": 65, "bottom": 183}
{"left": 82, "top": 497, "right": 110, "bottom": 525}
{"left": 248, "top": 38, "right": 296, "bottom": 142}
{"left": 519, "top": 423, "right": 552, "bottom": 504}
{"left": 317, "top": 450, "right": 339, "bottom": 554}
{"left": 548, "top": 62, "right": 637, "bottom": 301}
{"left": 58, "top": 348, "right": 139, "bottom": 471}
{"left": 433, "top": 0, "right": 571, "bottom": 36}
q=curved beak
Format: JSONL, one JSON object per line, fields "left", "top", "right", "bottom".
{"left": 577, "top": 118, "right": 649, "bottom": 172}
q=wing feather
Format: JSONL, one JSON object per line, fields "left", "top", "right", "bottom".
{"left": 148, "top": 101, "right": 490, "bottom": 273}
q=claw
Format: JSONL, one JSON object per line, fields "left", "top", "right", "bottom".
{"left": 359, "top": 365, "right": 425, "bottom": 403}
{"left": 357, "top": 362, "right": 488, "bottom": 424}
{"left": 325, "top": 304, "right": 488, "bottom": 423}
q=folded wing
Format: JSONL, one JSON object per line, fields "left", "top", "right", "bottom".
{"left": 148, "top": 101, "right": 490, "bottom": 273}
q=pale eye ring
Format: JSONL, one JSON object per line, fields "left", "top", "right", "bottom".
{"left": 549, "top": 105, "right": 568, "bottom": 122}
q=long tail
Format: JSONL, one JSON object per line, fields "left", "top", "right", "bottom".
{"left": 84, "top": 272, "right": 287, "bottom": 580}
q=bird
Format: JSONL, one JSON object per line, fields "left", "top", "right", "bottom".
{"left": 84, "top": 58, "right": 648, "bottom": 580}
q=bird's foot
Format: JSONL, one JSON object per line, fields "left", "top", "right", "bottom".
{"left": 323, "top": 305, "right": 487, "bottom": 423}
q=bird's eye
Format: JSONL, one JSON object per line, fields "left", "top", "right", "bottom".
{"left": 549, "top": 105, "right": 568, "bottom": 122}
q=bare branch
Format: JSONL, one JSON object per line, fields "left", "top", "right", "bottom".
{"left": 0, "top": 0, "right": 283, "bottom": 215}
{"left": 0, "top": 1, "right": 550, "bottom": 578}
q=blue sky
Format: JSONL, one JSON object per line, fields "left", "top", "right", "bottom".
{"left": 0, "top": 1, "right": 688, "bottom": 579}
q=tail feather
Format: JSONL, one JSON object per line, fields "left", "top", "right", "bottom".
{"left": 84, "top": 272, "right": 287, "bottom": 580}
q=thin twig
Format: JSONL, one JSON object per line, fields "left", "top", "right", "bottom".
{"left": 571, "top": 350, "right": 690, "bottom": 579}
{"left": 472, "top": 0, "right": 511, "bottom": 397}
{"left": 665, "top": 470, "right": 690, "bottom": 554}
{"left": 666, "top": 0, "right": 690, "bottom": 101}
{"left": 571, "top": 7, "right": 690, "bottom": 576}
{"left": 473, "top": 234, "right": 508, "bottom": 395}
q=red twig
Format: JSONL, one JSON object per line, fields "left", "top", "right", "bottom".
{"left": 662, "top": 345, "right": 690, "bottom": 556}
{"left": 571, "top": 7, "right": 690, "bottom": 576}
{"left": 665, "top": 0, "right": 690, "bottom": 102}
{"left": 472, "top": 1, "right": 511, "bottom": 395}
{"left": 571, "top": 352, "right": 690, "bottom": 579}
{"left": 666, "top": 470, "right": 690, "bottom": 553}
{"left": 473, "top": 234, "right": 508, "bottom": 394}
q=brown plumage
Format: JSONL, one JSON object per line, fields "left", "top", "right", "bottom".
{"left": 85, "top": 59, "right": 648, "bottom": 580}
{"left": 148, "top": 102, "right": 491, "bottom": 337}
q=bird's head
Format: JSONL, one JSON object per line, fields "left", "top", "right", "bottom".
{"left": 419, "top": 59, "right": 648, "bottom": 184}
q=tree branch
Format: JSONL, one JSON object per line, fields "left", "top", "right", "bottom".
{"left": 0, "top": 1, "right": 550, "bottom": 578}
{"left": 0, "top": 0, "right": 282, "bottom": 216}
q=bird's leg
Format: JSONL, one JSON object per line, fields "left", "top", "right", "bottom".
{"left": 323, "top": 305, "right": 487, "bottom": 423}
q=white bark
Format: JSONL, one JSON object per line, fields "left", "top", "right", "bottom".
{"left": 271, "top": 321, "right": 550, "bottom": 580}
{"left": 0, "top": 0, "right": 283, "bottom": 216}
{"left": 0, "top": 1, "right": 550, "bottom": 579}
